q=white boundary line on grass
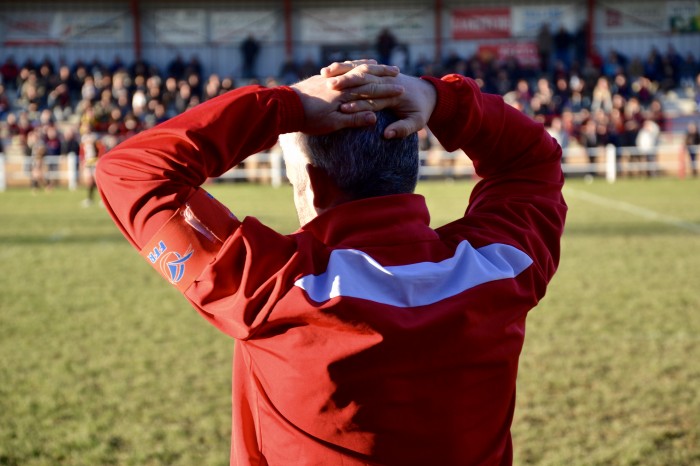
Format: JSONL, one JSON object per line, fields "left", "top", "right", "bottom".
{"left": 565, "top": 187, "right": 700, "bottom": 235}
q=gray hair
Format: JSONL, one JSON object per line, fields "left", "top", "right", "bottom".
{"left": 295, "top": 110, "right": 419, "bottom": 200}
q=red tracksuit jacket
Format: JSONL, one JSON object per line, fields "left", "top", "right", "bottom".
{"left": 97, "top": 74, "right": 566, "bottom": 465}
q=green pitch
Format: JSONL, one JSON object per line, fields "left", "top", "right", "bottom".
{"left": 1, "top": 178, "right": 699, "bottom": 465}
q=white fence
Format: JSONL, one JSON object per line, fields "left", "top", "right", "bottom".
{"left": 0, "top": 153, "right": 79, "bottom": 192}
{"left": 0, "top": 144, "right": 697, "bottom": 192}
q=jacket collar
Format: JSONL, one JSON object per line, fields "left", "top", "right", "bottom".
{"left": 299, "top": 193, "right": 437, "bottom": 248}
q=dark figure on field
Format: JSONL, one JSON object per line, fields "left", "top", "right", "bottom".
{"left": 80, "top": 124, "right": 102, "bottom": 206}
{"left": 636, "top": 118, "right": 660, "bottom": 177}
{"left": 240, "top": 34, "right": 260, "bottom": 80}
{"left": 686, "top": 121, "right": 700, "bottom": 177}
{"left": 97, "top": 60, "right": 566, "bottom": 465}
{"left": 27, "top": 131, "right": 47, "bottom": 192}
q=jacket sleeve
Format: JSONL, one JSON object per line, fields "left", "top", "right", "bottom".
{"left": 424, "top": 74, "right": 567, "bottom": 300}
{"left": 96, "top": 85, "right": 304, "bottom": 249}
{"left": 96, "top": 85, "right": 306, "bottom": 338}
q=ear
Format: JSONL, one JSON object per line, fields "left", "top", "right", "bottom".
{"left": 306, "top": 164, "right": 346, "bottom": 212}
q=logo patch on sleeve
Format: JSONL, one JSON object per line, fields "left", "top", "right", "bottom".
{"left": 139, "top": 189, "right": 237, "bottom": 292}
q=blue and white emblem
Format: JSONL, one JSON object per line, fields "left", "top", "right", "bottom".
{"left": 159, "top": 246, "right": 194, "bottom": 284}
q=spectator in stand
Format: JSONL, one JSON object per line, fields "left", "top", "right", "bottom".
{"left": 203, "top": 74, "right": 221, "bottom": 101}
{"left": 579, "top": 117, "right": 609, "bottom": 178}
{"left": 553, "top": 26, "right": 572, "bottom": 68}
{"left": 187, "top": 55, "right": 204, "bottom": 81}
{"left": 62, "top": 126, "right": 81, "bottom": 179}
{"left": 16, "top": 71, "right": 44, "bottom": 111}
{"left": 0, "top": 84, "right": 10, "bottom": 120}
{"left": 81, "top": 75, "right": 98, "bottom": 103}
{"left": 612, "top": 72, "right": 632, "bottom": 99}
{"left": 5, "top": 112, "right": 21, "bottom": 137}
{"left": 514, "top": 79, "right": 533, "bottom": 113}
{"left": 685, "top": 121, "right": 700, "bottom": 177}
{"left": 573, "top": 21, "right": 588, "bottom": 66}
{"left": 109, "top": 55, "right": 126, "bottom": 75}
{"left": 646, "top": 99, "right": 666, "bottom": 131}
{"left": 279, "top": 57, "right": 301, "bottom": 85}
{"left": 376, "top": 28, "right": 398, "bottom": 65}
{"left": 174, "top": 82, "right": 192, "bottom": 114}
{"left": 240, "top": 34, "right": 261, "bottom": 80}
{"left": 547, "top": 116, "right": 569, "bottom": 150}
{"left": 186, "top": 72, "right": 202, "bottom": 100}
{"left": 679, "top": 53, "right": 699, "bottom": 88}
{"left": 537, "top": 24, "right": 553, "bottom": 74}
{"left": 220, "top": 77, "right": 235, "bottom": 95}
{"left": 643, "top": 48, "right": 664, "bottom": 83}
{"left": 1, "top": 56, "right": 20, "bottom": 90}
{"left": 591, "top": 76, "right": 613, "bottom": 113}
{"left": 16, "top": 112, "right": 34, "bottom": 140}
{"left": 161, "top": 77, "right": 179, "bottom": 116}
{"left": 43, "top": 125, "right": 62, "bottom": 188}
{"left": 94, "top": 89, "right": 116, "bottom": 132}
{"left": 167, "top": 54, "right": 186, "bottom": 80}
{"left": 111, "top": 71, "right": 130, "bottom": 101}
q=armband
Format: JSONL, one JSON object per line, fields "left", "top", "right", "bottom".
{"left": 139, "top": 189, "right": 237, "bottom": 292}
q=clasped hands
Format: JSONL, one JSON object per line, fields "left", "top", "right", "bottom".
{"left": 290, "top": 59, "right": 437, "bottom": 139}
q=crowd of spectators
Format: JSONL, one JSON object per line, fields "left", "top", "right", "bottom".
{"left": 1, "top": 38, "right": 699, "bottom": 195}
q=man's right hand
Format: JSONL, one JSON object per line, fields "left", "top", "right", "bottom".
{"left": 323, "top": 62, "right": 437, "bottom": 139}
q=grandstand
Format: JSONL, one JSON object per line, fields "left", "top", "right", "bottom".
{"left": 1, "top": 0, "right": 699, "bottom": 190}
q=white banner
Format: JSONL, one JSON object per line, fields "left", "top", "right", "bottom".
{"left": 155, "top": 9, "right": 207, "bottom": 44}
{"left": 210, "top": 11, "right": 278, "bottom": 43}
{"left": 511, "top": 5, "right": 580, "bottom": 37}
{"left": 299, "top": 8, "right": 429, "bottom": 43}
{"left": 55, "top": 12, "right": 127, "bottom": 43}
{"left": 2, "top": 12, "right": 58, "bottom": 43}
{"left": 2, "top": 11, "right": 126, "bottom": 44}
{"left": 595, "top": 2, "right": 669, "bottom": 34}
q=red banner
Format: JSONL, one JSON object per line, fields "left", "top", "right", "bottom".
{"left": 452, "top": 8, "right": 512, "bottom": 39}
{"left": 478, "top": 43, "right": 540, "bottom": 68}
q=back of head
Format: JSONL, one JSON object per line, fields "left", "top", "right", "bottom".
{"left": 297, "top": 110, "right": 419, "bottom": 200}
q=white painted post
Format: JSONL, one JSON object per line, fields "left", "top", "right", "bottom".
{"left": 270, "top": 147, "right": 283, "bottom": 188}
{"left": 0, "top": 154, "right": 6, "bottom": 192}
{"left": 67, "top": 152, "right": 78, "bottom": 191}
{"left": 605, "top": 144, "right": 617, "bottom": 184}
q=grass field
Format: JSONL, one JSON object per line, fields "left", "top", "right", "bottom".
{"left": 1, "top": 177, "right": 699, "bottom": 466}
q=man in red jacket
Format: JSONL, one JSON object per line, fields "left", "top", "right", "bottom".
{"left": 97, "top": 60, "right": 566, "bottom": 465}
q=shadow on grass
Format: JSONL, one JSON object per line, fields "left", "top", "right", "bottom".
{"left": 564, "top": 221, "right": 700, "bottom": 237}
{"left": 0, "top": 233, "right": 128, "bottom": 245}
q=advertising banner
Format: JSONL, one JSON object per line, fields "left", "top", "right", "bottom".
{"left": 56, "top": 12, "right": 127, "bottom": 43}
{"left": 511, "top": 5, "right": 579, "bottom": 37}
{"left": 478, "top": 43, "right": 540, "bottom": 67}
{"left": 210, "top": 11, "right": 278, "bottom": 43}
{"left": 299, "top": 8, "right": 428, "bottom": 43}
{"left": 451, "top": 8, "right": 511, "bottom": 39}
{"left": 155, "top": 9, "right": 207, "bottom": 44}
{"left": 2, "top": 11, "right": 126, "bottom": 45}
{"left": 668, "top": 0, "right": 700, "bottom": 32}
{"left": 596, "top": 2, "right": 668, "bottom": 34}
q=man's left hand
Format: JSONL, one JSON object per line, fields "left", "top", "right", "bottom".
{"left": 290, "top": 61, "right": 404, "bottom": 135}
